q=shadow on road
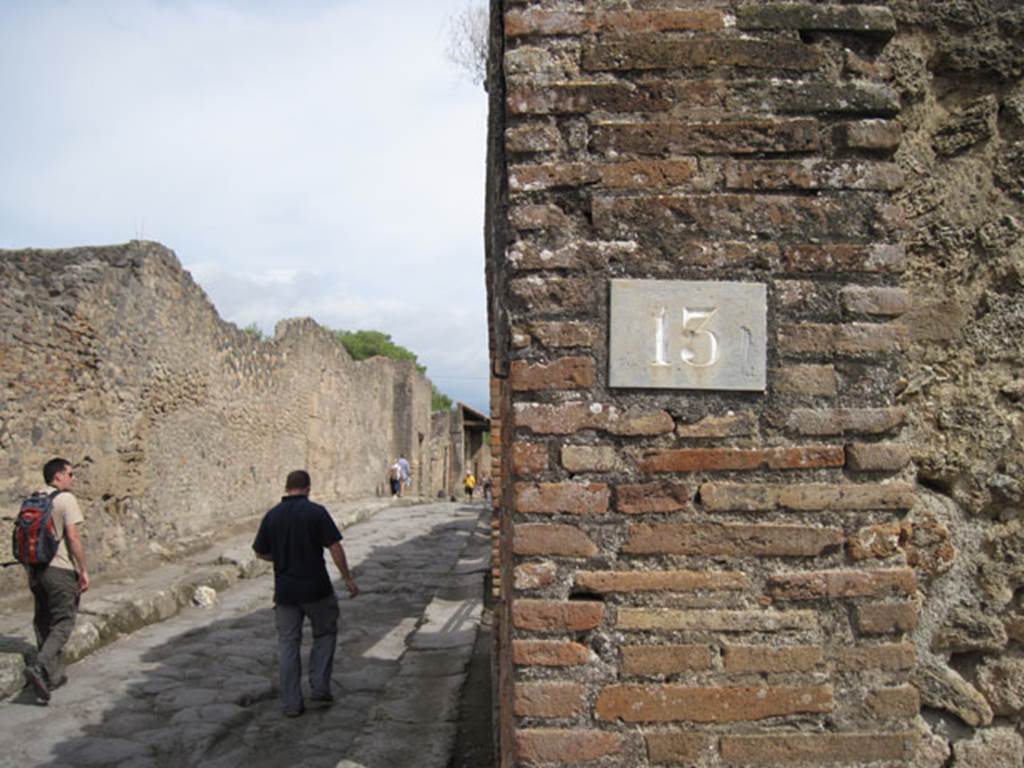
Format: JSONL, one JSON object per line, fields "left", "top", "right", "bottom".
{"left": 15, "top": 505, "right": 491, "bottom": 768}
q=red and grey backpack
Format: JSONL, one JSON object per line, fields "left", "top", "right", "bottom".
{"left": 12, "top": 490, "right": 62, "bottom": 567}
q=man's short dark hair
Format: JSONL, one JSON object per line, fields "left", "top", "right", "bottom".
{"left": 285, "top": 470, "right": 311, "bottom": 491}
{"left": 43, "top": 457, "right": 70, "bottom": 485}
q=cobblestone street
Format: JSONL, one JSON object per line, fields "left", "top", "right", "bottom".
{"left": 0, "top": 501, "right": 490, "bottom": 768}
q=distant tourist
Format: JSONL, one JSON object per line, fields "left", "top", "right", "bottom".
{"left": 19, "top": 457, "right": 90, "bottom": 704}
{"left": 398, "top": 456, "right": 411, "bottom": 497}
{"left": 483, "top": 476, "right": 493, "bottom": 509}
{"left": 388, "top": 460, "right": 403, "bottom": 498}
{"left": 252, "top": 470, "right": 359, "bottom": 717}
{"left": 464, "top": 469, "right": 476, "bottom": 501}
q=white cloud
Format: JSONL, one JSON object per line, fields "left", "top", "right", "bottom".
{"left": 0, "top": 0, "right": 490, "bottom": 411}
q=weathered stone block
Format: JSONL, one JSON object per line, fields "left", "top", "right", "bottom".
{"left": 591, "top": 119, "right": 820, "bottom": 157}
{"left": 514, "top": 402, "right": 674, "bottom": 436}
{"left": 976, "top": 657, "right": 1024, "bottom": 716}
{"left": 595, "top": 684, "right": 832, "bottom": 722}
{"left": 676, "top": 411, "right": 758, "bottom": 438}
{"left": 575, "top": 569, "right": 749, "bottom": 594}
{"left": 735, "top": 4, "right": 896, "bottom": 35}
{"left": 778, "top": 322, "right": 910, "bottom": 356}
{"left": 772, "top": 364, "right": 838, "bottom": 396}
{"left": 509, "top": 356, "right": 595, "bottom": 391}
{"left": 865, "top": 685, "right": 921, "bottom": 719}
{"left": 513, "top": 640, "right": 591, "bottom": 667}
{"left": 720, "top": 733, "right": 916, "bottom": 764}
{"left": 515, "top": 729, "right": 622, "bottom": 765}
{"left": 583, "top": 37, "right": 823, "bottom": 73}
{"left": 615, "top": 482, "right": 692, "bottom": 514}
{"left": 847, "top": 442, "right": 912, "bottom": 471}
{"left": 514, "top": 523, "right": 598, "bottom": 558}
{"left": 700, "top": 481, "right": 916, "bottom": 511}
{"left": 781, "top": 243, "right": 907, "bottom": 273}
{"left": 855, "top": 602, "right": 920, "bottom": 635}
{"left": 514, "top": 682, "right": 586, "bottom": 719}
{"left": 513, "top": 600, "right": 604, "bottom": 633}
{"left": 515, "top": 562, "right": 558, "bottom": 590}
{"left": 617, "top": 608, "right": 817, "bottom": 633}
{"left": 848, "top": 521, "right": 910, "bottom": 560}
{"left": 516, "top": 482, "right": 610, "bottom": 515}
{"left": 723, "top": 645, "right": 825, "bottom": 674}
{"left": 723, "top": 159, "right": 904, "bottom": 192}
{"left": 513, "top": 443, "right": 548, "bottom": 476}
{"left": 835, "top": 119, "right": 902, "bottom": 151}
{"left": 952, "top": 727, "right": 1024, "bottom": 768}
{"left": 768, "top": 568, "right": 917, "bottom": 600}
{"left": 841, "top": 286, "right": 911, "bottom": 316}
{"left": 505, "top": 9, "right": 725, "bottom": 37}
{"left": 624, "top": 522, "right": 843, "bottom": 558}
{"left": 645, "top": 733, "right": 716, "bottom": 765}
{"left": 561, "top": 445, "right": 618, "bottom": 473}
{"left": 785, "top": 407, "right": 907, "bottom": 436}
{"left": 834, "top": 643, "right": 917, "bottom": 671}
{"left": 621, "top": 645, "right": 713, "bottom": 676}
{"left": 638, "top": 446, "right": 843, "bottom": 473}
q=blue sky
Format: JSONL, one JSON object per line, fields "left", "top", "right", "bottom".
{"left": 0, "top": 0, "right": 490, "bottom": 411}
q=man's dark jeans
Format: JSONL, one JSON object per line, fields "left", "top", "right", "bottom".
{"left": 28, "top": 566, "right": 80, "bottom": 684}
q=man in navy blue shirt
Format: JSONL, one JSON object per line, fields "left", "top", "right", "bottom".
{"left": 253, "top": 470, "right": 358, "bottom": 717}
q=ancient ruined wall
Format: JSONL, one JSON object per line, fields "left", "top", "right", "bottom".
{"left": 0, "top": 242, "right": 433, "bottom": 594}
{"left": 489, "top": 2, "right": 932, "bottom": 766}
{"left": 885, "top": 2, "right": 1024, "bottom": 764}
{"left": 430, "top": 409, "right": 456, "bottom": 499}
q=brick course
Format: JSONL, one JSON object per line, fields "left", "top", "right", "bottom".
{"left": 516, "top": 482, "right": 610, "bottom": 516}
{"left": 513, "top": 682, "right": 586, "bottom": 719}
{"left": 515, "top": 729, "right": 623, "bottom": 765}
{"left": 514, "top": 523, "right": 598, "bottom": 557}
{"left": 595, "top": 684, "right": 833, "bottom": 722}
{"left": 623, "top": 522, "right": 843, "bottom": 557}
{"left": 512, "top": 600, "right": 605, "bottom": 633}
{"left": 621, "top": 645, "right": 713, "bottom": 676}
{"left": 720, "top": 733, "right": 916, "bottom": 764}
{"left": 576, "top": 570, "right": 749, "bottom": 594}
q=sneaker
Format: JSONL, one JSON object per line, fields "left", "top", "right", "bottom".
{"left": 24, "top": 665, "right": 50, "bottom": 703}
{"left": 284, "top": 705, "right": 304, "bottom": 718}
{"left": 310, "top": 691, "right": 334, "bottom": 706}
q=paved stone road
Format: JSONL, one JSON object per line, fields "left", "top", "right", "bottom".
{"left": 0, "top": 501, "right": 490, "bottom": 768}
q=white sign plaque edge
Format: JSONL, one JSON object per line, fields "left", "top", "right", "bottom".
{"left": 608, "top": 279, "right": 767, "bottom": 391}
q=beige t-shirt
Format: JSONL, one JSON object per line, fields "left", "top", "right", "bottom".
{"left": 39, "top": 486, "right": 84, "bottom": 572}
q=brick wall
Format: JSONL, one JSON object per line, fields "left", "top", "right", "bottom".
{"left": 488, "top": 2, "right": 919, "bottom": 765}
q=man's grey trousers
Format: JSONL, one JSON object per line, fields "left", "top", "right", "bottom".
{"left": 274, "top": 593, "right": 340, "bottom": 712}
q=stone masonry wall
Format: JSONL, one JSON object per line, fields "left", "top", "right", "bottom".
{"left": 886, "top": 2, "right": 1024, "bottom": 764}
{"left": 488, "top": 2, "right": 939, "bottom": 766}
{"left": 0, "top": 242, "right": 434, "bottom": 598}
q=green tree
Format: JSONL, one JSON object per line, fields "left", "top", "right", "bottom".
{"left": 334, "top": 330, "right": 424, "bottom": 372}
{"left": 432, "top": 386, "right": 453, "bottom": 412}
{"left": 335, "top": 329, "right": 453, "bottom": 412}
{"left": 241, "top": 322, "right": 265, "bottom": 341}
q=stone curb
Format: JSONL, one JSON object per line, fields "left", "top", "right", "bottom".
{"left": 1, "top": 497, "right": 424, "bottom": 701}
{"left": 336, "top": 507, "right": 492, "bottom": 768}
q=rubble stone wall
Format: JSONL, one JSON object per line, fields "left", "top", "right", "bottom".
{"left": 488, "top": 1, "right": 1023, "bottom": 765}
{"left": 0, "top": 242, "right": 434, "bottom": 597}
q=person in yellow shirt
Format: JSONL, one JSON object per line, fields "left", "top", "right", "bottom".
{"left": 463, "top": 470, "right": 476, "bottom": 501}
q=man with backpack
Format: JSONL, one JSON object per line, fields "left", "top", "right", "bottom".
{"left": 19, "top": 457, "right": 89, "bottom": 703}
{"left": 252, "top": 470, "right": 358, "bottom": 717}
